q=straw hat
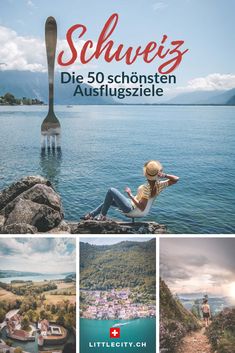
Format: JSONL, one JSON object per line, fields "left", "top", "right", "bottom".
{"left": 143, "top": 160, "right": 162, "bottom": 180}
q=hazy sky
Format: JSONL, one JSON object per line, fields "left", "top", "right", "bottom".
{"left": 160, "top": 238, "right": 235, "bottom": 297}
{"left": 80, "top": 237, "right": 153, "bottom": 245}
{"left": 0, "top": 238, "right": 76, "bottom": 273}
{"left": 0, "top": 0, "right": 235, "bottom": 96}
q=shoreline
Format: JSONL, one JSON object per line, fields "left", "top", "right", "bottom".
{"left": 80, "top": 317, "right": 155, "bottom": 321}
{"left": 0, "top": 176, "right": 167, "bottom": 234}
{"left": 0, "top": 103, "right": 235, "bottom": 106}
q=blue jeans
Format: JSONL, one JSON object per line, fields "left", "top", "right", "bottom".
{"left": 90, "top": 188, "right": 133, "bottom": 217}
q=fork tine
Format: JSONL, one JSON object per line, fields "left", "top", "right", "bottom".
{"left": 41, "top": 135, "right": 62, "bottom": 153}
{"left": 46, "top": 135, "right": 51, "bottom": 150}
{"left": 51, "top": 135, "right": 56, "bottom": 150}
{"left": 41, "top": 135, "right": 46, "bottom": 150}
{"left": 56, "top": 135, "right": 61, "bottom": 150}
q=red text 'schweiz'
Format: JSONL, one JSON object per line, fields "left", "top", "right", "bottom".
{"left": 57, "top": 13, "right": 189, "bottom": 74}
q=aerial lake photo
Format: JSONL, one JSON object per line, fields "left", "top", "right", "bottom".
{"left": 0, "top": 238, "right": 76, "bottom": 353}
{"left": 80, "top": 238, "right": 156, "bottom": 353}
{"left": 0, "top": 104, "right": 234, "bottom": 233}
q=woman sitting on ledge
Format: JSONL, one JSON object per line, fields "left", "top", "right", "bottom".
{"left": 82, "top": 160, "right": 179, "bottom": 221}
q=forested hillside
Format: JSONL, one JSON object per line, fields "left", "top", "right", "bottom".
{"left": 207, "top": 308, "right": 235, "bottom": 353}
{"left": 80, "top": 239, "right": 156, "bottom": 295}
{"left": 160, "top": 278, "right": 200, "bottom": 353}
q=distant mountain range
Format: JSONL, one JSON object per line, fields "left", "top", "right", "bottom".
{"left": 167, "top": 87, "right": 235, "bottom": 105}
{"left": 0, "top": 70, "right": 114, "bottom": 105}
{"left": 65, "top": 273, "right": 76, "bottom": 279}
{"left": 62, "top": 272, "right": 76, "bottom": 277}
{"left": 0, "top": 269, "right": 76, "bottom": 279}
{"left": 0, "top": 70, "right": 234, "bottom": 105}
{"left": 227, "top": 94, "right": 235, "bottom": 105}
{"left": 180, "top": 294, "right": 234, "bottom": 316}
{"left": 0, "top": 269, "right": 43, "bottom": 278}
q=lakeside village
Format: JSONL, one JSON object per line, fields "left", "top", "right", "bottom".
{"left": 80, "top": 288, "right": 156, "bottom": 320}
{"left": 0, "top": 93, "right": 44, "bottom": 106}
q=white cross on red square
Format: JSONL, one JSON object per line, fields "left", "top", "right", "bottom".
{"left": 110, "top": 327, "right": 120, "bottom": 338}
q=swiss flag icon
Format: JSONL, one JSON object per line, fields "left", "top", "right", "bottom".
{"left": 110, "top": 327, "right": 120, "bottom": 339}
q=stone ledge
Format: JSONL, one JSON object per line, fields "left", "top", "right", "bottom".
{"left": 68, "top": 220, "right": 167, "bottom": 234}
{"left": 0, "top": 176, "right": 167, "bottom": 234}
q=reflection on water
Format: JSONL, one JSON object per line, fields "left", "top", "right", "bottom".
{"left": 40, "top": 148, "right": 62, "bottom": 188}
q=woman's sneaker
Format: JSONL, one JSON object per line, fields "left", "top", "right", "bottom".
{"left": 80, "top": 213, "right": 94, "bottom": 220}
{"left": 95, "top": 214, "right": 107, "bottom": 221}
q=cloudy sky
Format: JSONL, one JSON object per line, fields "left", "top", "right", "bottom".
{"left": 161, "top": 238, "right": 235, "bottom": 298}
{"left": 0, "top": 238, "right": 76, "bottom": 273}
{"left": 0, "top": 0, "right": 235, "bottom": 96}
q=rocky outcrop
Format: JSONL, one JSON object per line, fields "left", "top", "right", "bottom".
{"left": 0, "top": 176, "right": 63, "bottom": 233}
{"left": 0, "top": 176, "right": 167, "bottom": 234}
{"left": 68, "top": 220, "right": 166, "bottom": 234}
{"left": 2, "top": 223, "right": 38, "bottom": 234}
{"left": 0, "top": 176, "right": 51, "bottom": 210}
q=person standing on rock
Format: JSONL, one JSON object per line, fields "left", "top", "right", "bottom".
{"left": 82, "top": 160, "right": 179, "bottom": 221}
{"left": 201, "top": 299, "right": 211, "bottom": 327}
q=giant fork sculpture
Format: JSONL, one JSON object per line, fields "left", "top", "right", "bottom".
{"left": 41, "top": 17, "right": 61, "bottom": 150}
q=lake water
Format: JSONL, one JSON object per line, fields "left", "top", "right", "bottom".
{"left": 180, "top": 295, "right": 235, "bottom": 316}
{"left": 80, "top": 318, "right": 156, "bottom": 353}
{"left": 0, "top": 105, "right": 234, "bottom": 233}
{"left": 0, "top": 273, "right": 66, "bottom": 283}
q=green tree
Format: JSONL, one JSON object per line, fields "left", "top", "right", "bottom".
{"left": 5, "top": 339, "right": 13, "bottom": 346}
{"left": 15, "top": 299, "right": 22, "bottom": 309}
{"left": 21, "top": 315, "right": 30, "bottom": 330}
{"left": 4, "top": 93, "right": 16, "bottom": 104}
{"left": 68, "top": 305, "right": 75, "bottom": 313}
{"left": 34, "top": 313, "right": 39, "bottom": 322}
{"left": 32, "top": 300, "right": 37, "bottom": 310}
{"left": 0, "top": 308, "right": 6, "bottom": 323}
{"left": 39, "top": 310, "right": 47, "bottom": 320}
{"left": 51, "top": 304, "right": 56, "bottom": 314}
{"left": 64, "top": 314, "right": 73, "bottom": 330}
{"left": 39, "top": 310, "right": 51, "bottom": 320}
{"left": 27, "top": 309, "right": 34, "bottom": 322}
{"left": 56, "top": 314, "right": 65, "bottom": 326}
